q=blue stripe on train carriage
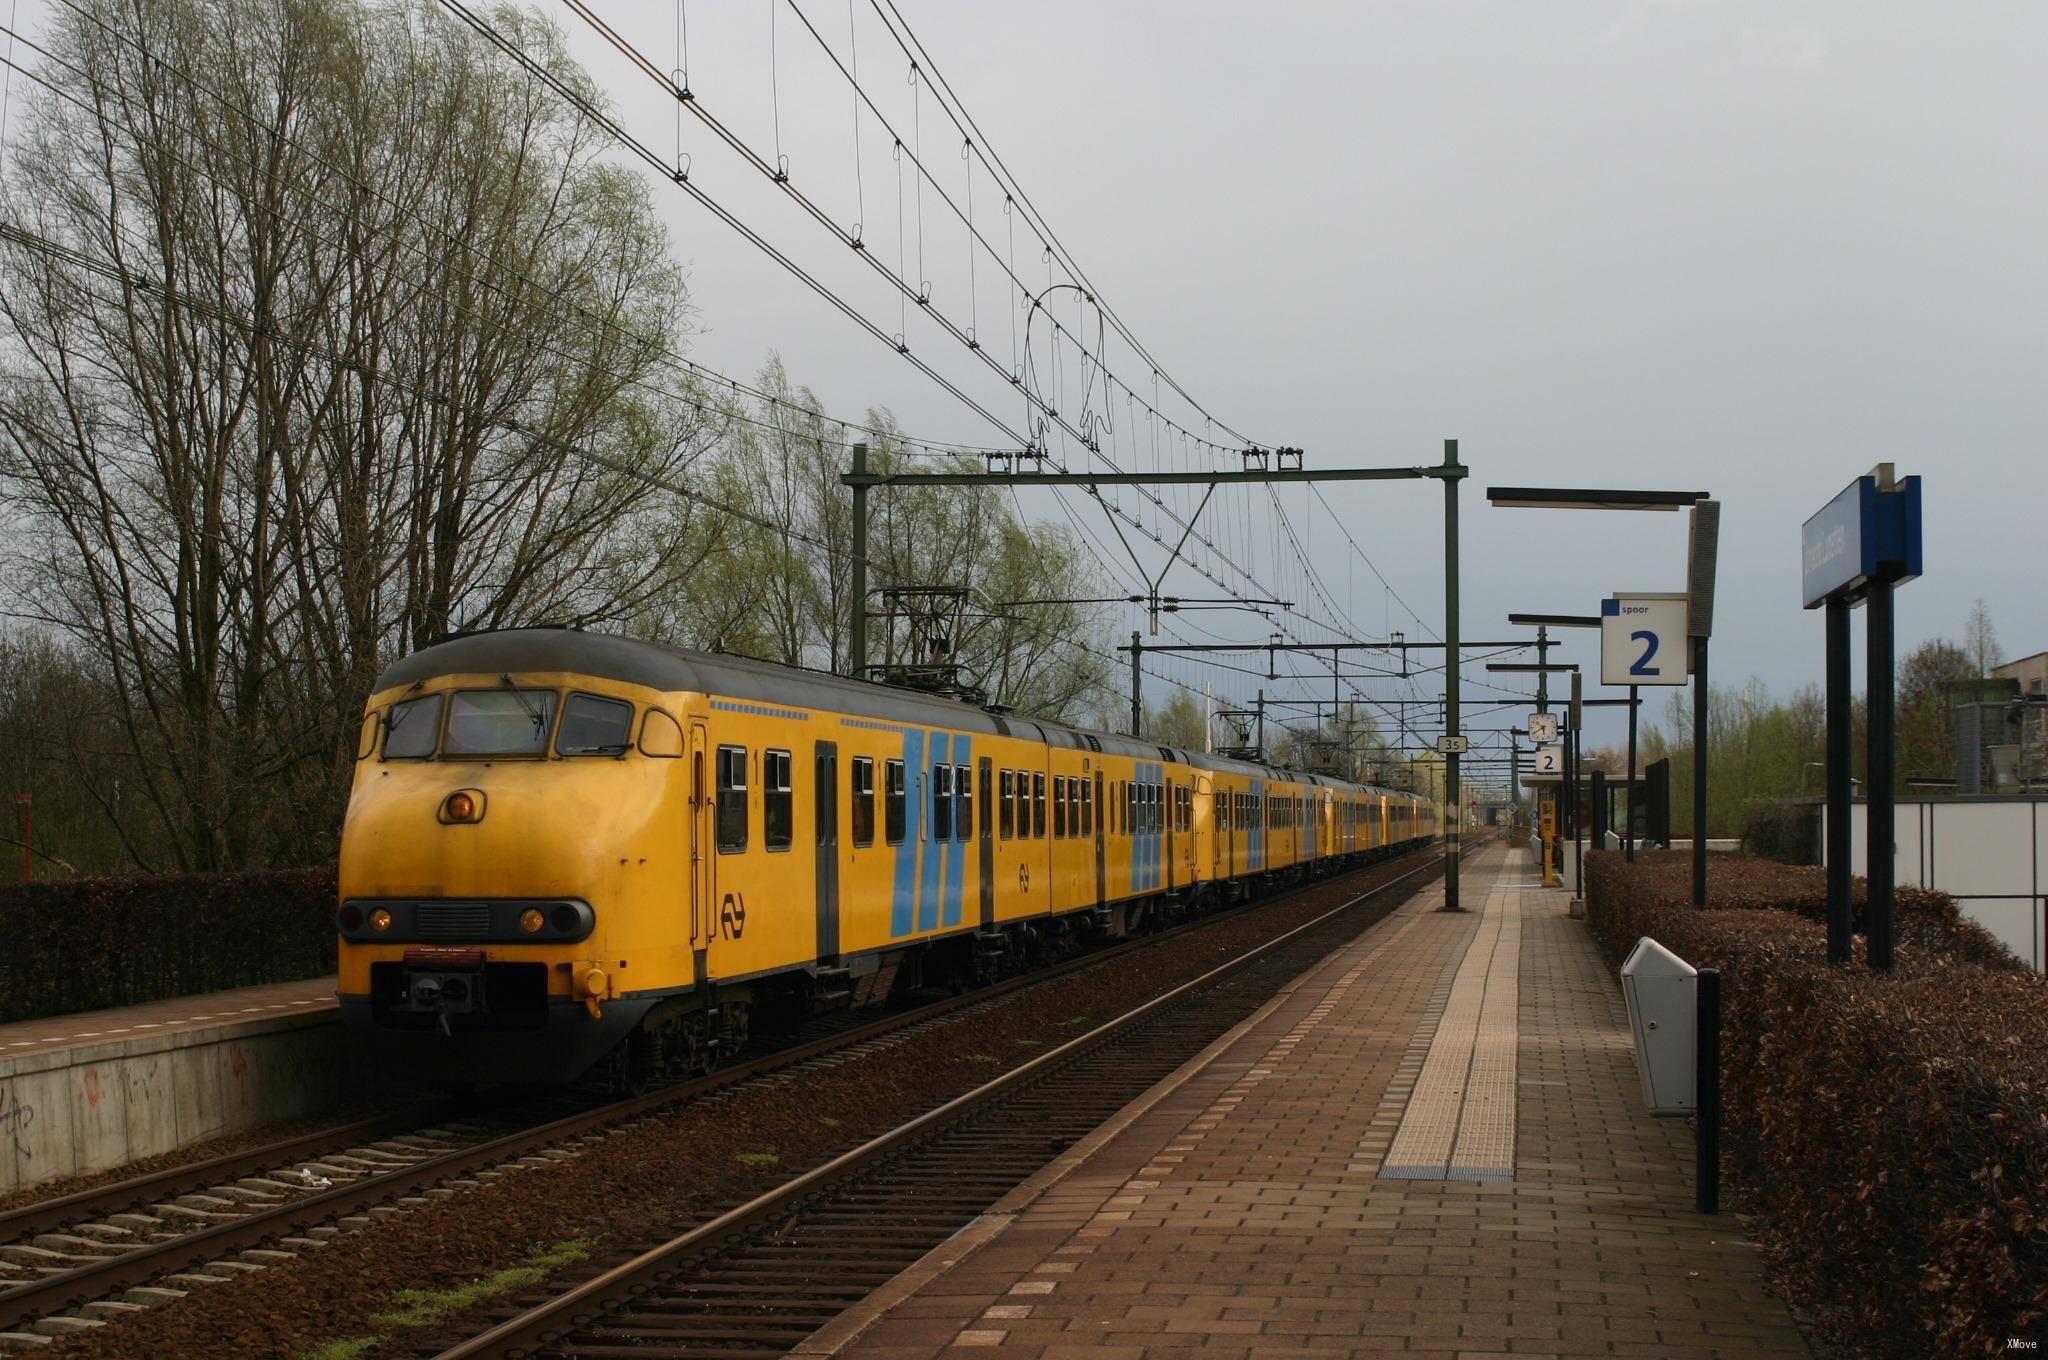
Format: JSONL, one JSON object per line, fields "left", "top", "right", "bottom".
{"left": 918, "top": 731, "right": 952, "bottom": 932}
{"left": 943, "top": 735, "right": 971, "bottom": 927}
{"left": 1147, "top": 763, "right": 1161, "bottom": 890}
{"left": 1136, "top": 763, "right": 1149, "bottom": 891}
{"left": 892, "top": 729, "right": 926, "bottom": 936}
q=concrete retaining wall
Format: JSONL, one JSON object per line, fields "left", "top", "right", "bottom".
{"left": 0, "top": 1011, "right": 373, "bottom": 1195}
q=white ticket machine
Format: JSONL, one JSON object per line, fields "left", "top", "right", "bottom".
{"left": 1619, "top": 937, "right": 1697, "bottom": 1115}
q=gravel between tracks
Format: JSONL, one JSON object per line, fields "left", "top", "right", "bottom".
{"left": 44, "top": 857, "right": 1439, "bottom": 1360}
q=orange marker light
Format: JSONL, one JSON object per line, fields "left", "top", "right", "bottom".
{"left": 445, "top": 791, "right": 476, "bottom": 821}
{"left": 519, "top": 908, "right": 545, "bottom": 934}
{"left": 370, "top": 907, "right": 393, "bottom": 932}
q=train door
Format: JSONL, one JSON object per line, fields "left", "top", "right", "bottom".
{"left": 978, "top": 757, "right": 995, "bottom": 928}
{"left": 689, "top": 720, "right": 714, "bottom": 983}
{"left": 1165, "top": 778, "right": 1176, "bottom": 891}
{"left": 814, "top": 741, "right": 839, "bottom": 962}
{"left": 1093, "top": 770, "right": 1106, "bottom": 908}
{"left": 1227, "top": 788, "right": 1237, "bottom": 880}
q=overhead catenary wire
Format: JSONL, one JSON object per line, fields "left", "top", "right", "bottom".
{"left": 15, "top": 0, "right": 1010, "bottom": 464}
{"left": 17, "top": 2, "right": 1472, "bottom": 744}
{"left": 539, "top": 3, "right": 1386, "bottom": 654}
{"left": 0, "top": 20, "right": 999, "bottom": 479}
{"left": 8, "top": 10, "right": 1359, "bottom": 716}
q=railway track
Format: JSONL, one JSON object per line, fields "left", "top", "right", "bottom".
{"left": 0, "top": 847, "right": 1438, "bottom": 1347}
{"left": 418, "top": 851, "right": 1450, "bottom": 1360}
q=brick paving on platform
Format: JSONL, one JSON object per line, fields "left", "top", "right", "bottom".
{"left": 821, "top": 843, "right": 1810, "bottom": 1360}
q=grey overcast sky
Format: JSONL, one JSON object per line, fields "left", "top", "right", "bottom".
{"left": 16, "top": 1, "right": 2039, "bottom": 758}
{"left": 551, "top": 1, "right": 2046, "bottom": 754}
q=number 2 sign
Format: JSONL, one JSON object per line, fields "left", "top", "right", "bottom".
{"left": 1601, "top": 594, "right": 1690, "bottom": 686}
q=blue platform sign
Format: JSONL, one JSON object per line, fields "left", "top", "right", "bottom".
{"left": 1801, "top": 473, "right": 1921, "bottom": 609}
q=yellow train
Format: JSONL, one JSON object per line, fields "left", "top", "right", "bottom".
{"left": 337, "top": 628, "right": 1439, "bottom": 1084}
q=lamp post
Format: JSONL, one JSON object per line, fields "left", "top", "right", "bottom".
{"left": 1488, "top": 488, "right": 1717, "bottom": 905}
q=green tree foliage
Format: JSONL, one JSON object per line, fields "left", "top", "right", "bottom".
{"left": 1144, "top": 691, "right": 1209, "bottom": 751}
{"left": 633, "top": 366, "right": 1115, "bottom": 724}
{"left": 1643, "top": 681, "right": 1830, "bottom": 838}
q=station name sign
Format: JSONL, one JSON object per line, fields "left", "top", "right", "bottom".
{"left": 1801, "top": 473, "right": 1922, "bottom": 609}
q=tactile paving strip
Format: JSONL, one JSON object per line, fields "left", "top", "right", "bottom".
{"left": 1378, "top": 859, "right": 1525, "bottom": 1181}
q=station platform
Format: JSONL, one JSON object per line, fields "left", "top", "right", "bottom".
{"left": 816, "top": 844, "right": 1810, "bottom": 1359}
{"left": 0, "top": 978, "right": 368, "bottom": 1195}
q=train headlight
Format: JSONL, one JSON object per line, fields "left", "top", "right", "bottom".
{"left": 550, "top": 904, "right": 578, "bottom": 934}
{"left": 441, "top": 790, "right": 483, "bottom": 823}
{"left": 519, "top": 908, "right": 546, "bottom": 935}
{"left": 370, "top": 907, "right": 393, "bottom": 933}
{"left": 338, "top": 905, "right": 362, "bottom": 933}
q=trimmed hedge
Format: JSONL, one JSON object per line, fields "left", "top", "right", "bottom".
{"left": 1586, "top": 851, "right": 2048, "bottom": 1357}
{"left": 1740, "top": 799, "right": 1821, "bottom": 866}
{"left": 0, "top": 867, "right": 338, "bottom": 1024}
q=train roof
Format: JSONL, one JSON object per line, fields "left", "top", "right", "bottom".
{"left": 375, "top": 628, "right": 1424, "bottom": 802}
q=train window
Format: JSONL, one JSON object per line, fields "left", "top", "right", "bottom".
{"left": 1053, "top": 775, "right": 1068, "bottom": 838}
{"left": 851, "top": 757, "right": 875, "bottom": 846}
{"left": 885, "top": 759, "right": 906, "bottom": 843}
{"left": 383, "top": 693, "right": 443, "bottom": 759}
{"left": 932, "top": 763, "right": 953, "bottom": 842}
{"left": 716, "top": 745, "right": 749, "bottom": 852}
{"left": 999, "top": 770, "right": 1015, "bottom": 839}
{"left": 445, "top": 689, "right": 558, "bottom": 756}
{"left": 1032, "top": 771, "right": 1047, "bottom": 839}
{"left": 559, "top": 694, "right": 634, "bottom": 756}
{"left": 1082, "top": 779, "right": 1093, "bottom": 837}
{"left": 955, "top": 764, "right": 973, "bottom": 841}
{"left": 638, "top": 708, "right": 684, "bottom": 758}
{"left": 764, "top": 749, "right": 794, "bottom": 850}
{"left": 1125, "top": 781, "right": 1137, "bottom": 833}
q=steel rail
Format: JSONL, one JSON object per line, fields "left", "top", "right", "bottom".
{"left": 0, "top": 1109, "right": 448, "bottom": 1243}
{"left": 428, "top": 850, "right": 1448, "bottom": 1360}
{"left": 0, "top": 844, "right": 1433, "bottom": 1333}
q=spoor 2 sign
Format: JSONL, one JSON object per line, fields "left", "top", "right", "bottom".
{"left": 1601, "top": 593, "right": 1690, "bottom": 687}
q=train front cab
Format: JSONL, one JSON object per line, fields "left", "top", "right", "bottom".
{"left": 337, "top": 666, "right": 699, "bottom": 1084}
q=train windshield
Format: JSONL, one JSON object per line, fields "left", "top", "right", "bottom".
{"left": 558, "top": 693, "right": 634, "bottom": 755}
{"left": 383, "top": 693, "right": 443, "bottom": 759}
{"left": 444, "top": 689, "right": 559, "bottom": 756}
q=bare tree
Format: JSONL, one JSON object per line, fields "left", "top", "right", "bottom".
{"left": 0, "top": 0, "right": 712, "bottom": 868}
{"left": 1965, "top": 598, "right": 2001, "bottom": 678}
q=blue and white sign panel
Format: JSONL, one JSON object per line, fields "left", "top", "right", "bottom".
{"left": 1601, "top": 593, "right": 1690, "bottom": 687}
{"left": 1800, "top": 473, "right": 1923, "bottom": 609}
